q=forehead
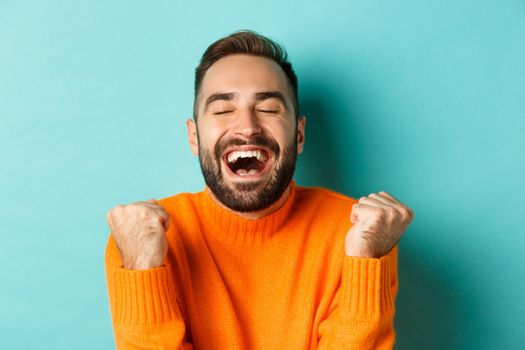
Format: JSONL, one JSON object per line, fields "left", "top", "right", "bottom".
{"left": 200, "top": 54, "right": 291, "bottom": 99}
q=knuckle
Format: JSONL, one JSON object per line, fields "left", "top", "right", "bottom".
{"left": 107, "top": 205, "right": 124, "bottom": 218}
{"left": 129, "top": 201, "right": 141, "bottom": 208}
{"left": 370, "top": 207, "right": 385, "bottom": 219}
{"left": 133, "top": 202, "right": 149, "bottom": 211}
{"left": 398, "top": 205, "right": 412, "bottom": 217}
{"left": 148, "top": 218, "right": 160, "bottom": 226}
{"left": 114, "top": 205, "right": 129, "bottom": 217}
{"left": 393, "top": 204, "right": 405, "bottom": 212}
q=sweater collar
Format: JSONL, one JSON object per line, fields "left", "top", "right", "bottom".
{"left": 199, "top": 180, "right": 296, "bottom": 247}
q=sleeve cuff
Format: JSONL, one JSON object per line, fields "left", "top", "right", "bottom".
{"left": 340, "top": 250, "right": 395, "bottom": 318}
{"left": 109, "top": 264, "right": 183, "bottom": 325}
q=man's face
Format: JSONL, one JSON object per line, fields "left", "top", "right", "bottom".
{"left": 187, "top": 54, "right": 306, "bottom": 212}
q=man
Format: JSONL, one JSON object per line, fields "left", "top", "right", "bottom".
{"left": 105, "top": 30, "right": 414, "bottom": 349}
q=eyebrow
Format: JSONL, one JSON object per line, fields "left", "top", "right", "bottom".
{"left": 204, "top": 91, "right": 287, "bottom": 112}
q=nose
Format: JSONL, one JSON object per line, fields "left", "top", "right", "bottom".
{"left": 233, "top": 108, "right": 262, "bottom": 138}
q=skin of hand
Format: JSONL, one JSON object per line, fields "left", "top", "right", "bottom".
{"left": 106, "top": 199, "right": 170, "bottom": 270}
{"left": 345, "top": 191, "right": 414, "bottom": 258}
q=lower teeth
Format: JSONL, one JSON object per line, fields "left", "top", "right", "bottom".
{"left": 236, "top": 169, "right": 258, "bottom": 176}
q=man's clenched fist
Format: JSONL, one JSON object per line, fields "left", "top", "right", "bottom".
{"left": 106, "top": 199, "right": 170, "bottom": 270}
{"left": 345, "top": 191, "right": 414, "bottom": 258}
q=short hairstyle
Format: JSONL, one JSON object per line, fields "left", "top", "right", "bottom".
{"left": 193, "top": 30, "right": 299, "bottom": 120}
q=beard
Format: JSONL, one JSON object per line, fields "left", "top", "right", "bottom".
{"left": 198, "top": 132, "right": 297, "bottom": 212}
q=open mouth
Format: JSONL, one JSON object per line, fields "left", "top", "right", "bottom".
{"left": 222, "top": 148, "right": 272, "bottom": 178}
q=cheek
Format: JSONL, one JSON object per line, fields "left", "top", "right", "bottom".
{"left": 267, "top": 121, "right": 296, "bottom": 145}
{"left": 197, "top": 122, "right": 223, "bottom": 149}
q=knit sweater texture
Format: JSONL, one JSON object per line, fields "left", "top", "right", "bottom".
{"left": 105, "top": 181, "right": 398, "bottom": 349}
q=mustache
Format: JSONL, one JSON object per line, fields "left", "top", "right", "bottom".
{"left": 214, "top": 135, "right": 280, "bottom": 160}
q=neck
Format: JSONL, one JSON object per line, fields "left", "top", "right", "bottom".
{"left": 205, "top": 185, "right": 291, "bottom": 220}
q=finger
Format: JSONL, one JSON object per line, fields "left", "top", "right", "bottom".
{"left": 350, "top": 203, "right": 362, "bottom": 224}
{"left": 368, "top": 193, "right": 397, "bottom": 206}
{"left": 350, "top": 203, "right": 382, "bottom": 223}
{"left": 350, "top": 209, "right": 358, "bottom": 224}
{"left": 406, "top": 206, "right": 415, "bottom": 220}
{"left": 155, "top": 209, "right": 170, "bottom": 224}
{"left": 163, "top": 218, "right": 170, "bottom": 231}
{"left": 143, "top": 199, "right": 159, "bottom": 208}
{"left": 378, "top": 191, "right": 414, "bottom": 219}
{"left": 378, "top": 192, "right": 414, "bottom": 219}
{"left": 352, "top": 202, "right": 380, "bottom": 212}
{"left": 358, "top": 196, "right": 390, "bottom": 209}
{"left": 140, "top": 200, "right": 165, "bottom": 211}
{"left": 378, "top": 191, "right": 400, "bottom": 203}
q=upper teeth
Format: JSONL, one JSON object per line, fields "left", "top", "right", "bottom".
{"left": 227, "top": 149, "right": 267, "bottom": 164}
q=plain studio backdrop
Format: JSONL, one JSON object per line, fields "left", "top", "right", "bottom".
{"left": 1, "top": 1, "right": 524, "bottom": 349}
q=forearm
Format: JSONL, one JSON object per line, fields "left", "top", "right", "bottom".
{"left": 318, "top": 247, "right": 398, "bottom": 349}
{"left": 105, "top": 235, "right": 192, "bottom": 349}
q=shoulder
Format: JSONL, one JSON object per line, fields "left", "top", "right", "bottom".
{"left": 291, "top": 184, "right": 358, "bottom": 232}
{"left": 294, "top": 184, "right": 358, "bottom": 213}
{"left": 156, "top": 190, "right": 203, "bottom": 217}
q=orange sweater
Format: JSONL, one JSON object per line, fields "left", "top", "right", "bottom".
{"left": 105, "top": 181, "right": 398, "bottom": 349}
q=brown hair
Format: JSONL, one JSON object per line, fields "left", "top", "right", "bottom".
{"left": 193, "top": 30, "right": 299, "bottom": 120}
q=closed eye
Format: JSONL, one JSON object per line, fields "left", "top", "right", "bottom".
{"left": 258, "top": 110, "right": 279, "bottom": 113}
{"left": 214, "top": 111, "right": 233, "bottom": 115}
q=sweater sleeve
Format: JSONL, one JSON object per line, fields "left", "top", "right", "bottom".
{"left": 104, "top": 234, "right": 193, "bottom": 350}
{"left": 317, "top": 246, "right": 398, "bottom": 349}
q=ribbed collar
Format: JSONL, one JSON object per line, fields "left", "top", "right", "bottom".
{"left": 198, "top": 180, "right": 296, "bottom": 248}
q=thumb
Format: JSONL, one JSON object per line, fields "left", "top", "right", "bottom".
{"left": 350, "top": 211, "right": 359, "bottom": 224}
{"left": 162, "top": 218, "right": 170, "bottom": 231}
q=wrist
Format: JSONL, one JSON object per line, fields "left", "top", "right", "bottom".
{"left": 123, "top": 255, "right": 164, "bottom": 270}
{"left": 345, "top": 244, "right": 383, "bottom": 258}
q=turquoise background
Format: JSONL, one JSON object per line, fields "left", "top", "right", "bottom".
{"left": 1, "top": 1, "right": 524, "bottom": 349}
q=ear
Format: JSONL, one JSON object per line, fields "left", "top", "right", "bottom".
{"left": 186, "top": 119, "right": 199, "bottom": 156}
{"left": 296, "top": 116, "right": 306, "bottom": 154}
